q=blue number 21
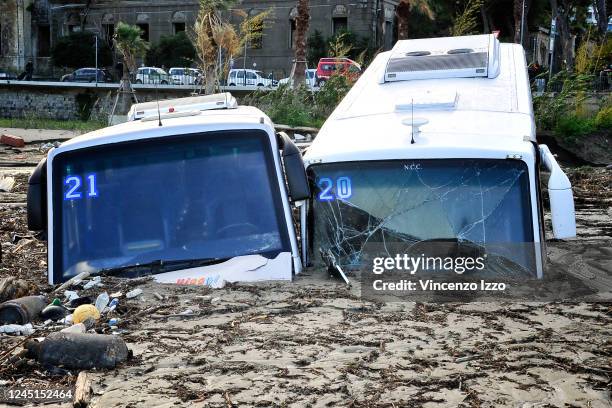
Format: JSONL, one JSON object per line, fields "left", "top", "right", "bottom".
{"left": 64, "top": 174, "right": 98, "bottom": 200}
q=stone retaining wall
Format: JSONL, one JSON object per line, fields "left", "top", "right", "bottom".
{"left": 0, "top": 81, "right": 257, "bottom": 120}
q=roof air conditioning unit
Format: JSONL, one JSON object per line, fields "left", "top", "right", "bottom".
{"left": 382, "top": 34, "right": 501, "bottom": 83}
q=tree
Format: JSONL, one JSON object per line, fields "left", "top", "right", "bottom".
{"left": 51, "top": 31, "right": 113, "bottom": 69}
{"left": 451, "top": 0, "right": 484, "bottom": 36}
{"left": 193, "top": 0, "right": 237, "bottom": 93}
{"left": 396, "top": 0, "right": 435, "bottom": 40}
{"left": 592, "top": 0, "right": 607, "bottom": 36}
{"left": 307, "top": 30, "right": 326, "bottom": 67}
{"left": 110, "top": 22, "right": 149, "bottom": 120}
{"left": 548, "top": 0, "right": 591, "bottom": 71}
{"left": 113, "top": 22, "right": 149, "bottom": 80}
{"left": 293, "top": 0, "right": 309, "bottom": 85}
{"left": 146, "top": 32, "right": 196, "bottom": 68}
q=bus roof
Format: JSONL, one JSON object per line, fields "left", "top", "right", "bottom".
{"left": 304, "top": 36, "right": 535, "bottom": 165}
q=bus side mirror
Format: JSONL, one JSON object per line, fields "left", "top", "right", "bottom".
{"left": 277, "top": 132, "right": 310, "bottom": 201}
{"left": 539, "top": 145, "right": 576, "bottom": 239}
{"left": 27, "top": 157, "right": 47, "bottom": 232}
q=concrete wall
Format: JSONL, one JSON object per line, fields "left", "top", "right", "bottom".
{"left": 0, "top": 81, "right": 255, "bottom": 120}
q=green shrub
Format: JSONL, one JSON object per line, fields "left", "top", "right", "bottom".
{"left": 554, "top": 115, "right": 596, "bottom": 142}
{"left": 594, "top": 105, "right": 612, "bottom": 130}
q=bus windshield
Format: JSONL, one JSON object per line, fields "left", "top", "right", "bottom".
{"left": 309, "top": 159, "right": 536, "bottom": 276}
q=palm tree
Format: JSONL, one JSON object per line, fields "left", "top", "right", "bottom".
{"left": 109, "top": 22, "right": 149, "bottom": 122}
{"left": 396, "top": 0, "right": 434, "bottom": 40}
{"left": 293, "top": 0, "right": 309, "bottom": 86}
{"left": 114, "top": 22, "right": 149, "bottom": 82}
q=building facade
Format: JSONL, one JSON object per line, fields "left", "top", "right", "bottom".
{"left": 1, "top": 0, "right": 398, "bottom": 78}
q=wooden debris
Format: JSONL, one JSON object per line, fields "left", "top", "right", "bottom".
{"left": 73, "top": 371, "right": 92, "bottom": 408}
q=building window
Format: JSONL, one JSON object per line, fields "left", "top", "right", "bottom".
{"left": 289, "top": 19, "right": 297, "bottom": 49}
{"left": 102, "top": 24, "right": 114, "bottom": 46}
{"left": 38, "top": 25, "right": 51, "bottom": 57}
{"left": 173, "top": 22, "right": 185, "bottom": 34}
{"left": 332, "top": 17, "right": 347, "bottom": 35}
{"left": 137, "top": 23, "right": 149, "bottom": 41}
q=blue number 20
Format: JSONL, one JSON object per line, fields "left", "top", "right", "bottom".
{"left": 318, "top": 176, "right": 352, "bottom": 201}
{"left": 64, "top": 174, "right": 98, "bottom": 200}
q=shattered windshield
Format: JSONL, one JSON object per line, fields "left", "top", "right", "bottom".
{"left": 52, "top": 130, "right": 290, "bottom": 281}
{"left": 309, "top": 159, "right": 536, "bottom": 276}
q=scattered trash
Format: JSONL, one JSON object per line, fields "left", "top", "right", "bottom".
{"left": 108, "top": 298, "right": 119, "bottom": 311}
{"left": 69, "top": 296, "right": 92, "bottom": 309}
{"left": 95, "top": 292, "right": 109, "bottom": 313}
{"left": 211, "top": 297, "right": 221, "bottom": 304}
{"left": 0, "top": 295, "right": 47, "bottom": 325}
{"left": 126, "top": 289, "right": 143, "bottom": 299}
{"left": 26, "top": 332, "right": 130, "bottom": 369}
{"left": 0, "top": 176, "right": 15, "bottom": 192}
{"left": 72, "top": 304, "right": 100, "bottom": 324}
{"left": 0, "top": 323, "right": 34, "bottom": 335}
{"left": 83, "top": 276, "right": 102, "bottom": 290}
{"left": 178, "top": 309, "right": 194, "bottom": 316}
{"left": 110, "top": 291, "right": 123, "bottom": 298}
{"left": 153, "top": 292, "right": 164, "bottom": 301}
{"left": 40, "top": 304, "right": 67, "bottom": 321}
{"left": 62, "top": 314, "right": 74, "bottom": 325}
{"left": 64, "top": 290, "right": 80, "bottom": 303}
{"left": 60, "top": 323, "right": 86, "bottom": 333}
{"left": 108, "top": 318, "right": 120, "bottom": 326}
{"left": 55, "top": 271, "right": 90, "bottom": 294}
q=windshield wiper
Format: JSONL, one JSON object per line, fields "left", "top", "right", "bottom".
{"left": 92, "top": 257, "right": 231, "bottom": 278}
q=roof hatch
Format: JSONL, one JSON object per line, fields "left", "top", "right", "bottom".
{"left": 382, "top": 34, "right": 501, "bottom": 83}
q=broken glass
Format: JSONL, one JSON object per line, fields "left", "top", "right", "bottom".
{"left": 309, "top": 159, "right": 536, "bottom": 277}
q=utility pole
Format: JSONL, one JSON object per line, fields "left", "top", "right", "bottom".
{"left": 519, "top": 0, "right": 526, "bottom": 47}
{"left": 243, "top": 40, "right": 247, "bottom": 86}
{"left": 95, "top": 35, "right": 98, "bottom": 86}
{"left": 549, "top": 17, "right": 556, "bottom": 83}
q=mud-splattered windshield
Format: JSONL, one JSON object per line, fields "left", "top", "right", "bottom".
{"left": 52, "top": 130, "right": 290, "bottom": 282}
{"left": 309, "top": 159, "right": 536, "bottom": 276}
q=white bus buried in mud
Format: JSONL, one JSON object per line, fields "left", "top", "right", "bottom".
{"left": 27, "top": 93, "right": 310, "bottom": 285}
{"left": 301, "top": 34, "right": 576, "bottom": 280}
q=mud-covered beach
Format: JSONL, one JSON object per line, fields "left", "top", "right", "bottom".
{"left": 1, "top": 143, "right": 611, "bottom": 407}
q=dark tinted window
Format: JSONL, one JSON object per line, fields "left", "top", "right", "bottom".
{"left": 52, "top": 131, "right": 290, "bottom": 281}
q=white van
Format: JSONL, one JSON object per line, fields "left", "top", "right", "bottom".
{"left": 227, "top": 69, "right": 274, "bottom": 87}
{"left": 27, "top": 93, "right": 310, "bottom": 285}
{"left": 300, "top": 34, "right": 576, "bottom": 279}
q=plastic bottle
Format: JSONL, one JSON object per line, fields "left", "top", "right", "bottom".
{"left": 26, "top": 332, "right": 130, "bottom": 369}
{"left": 108, "top": 298, "right": 119, "bottom": 312}
{"left": 126, "top": 288, "right": 143, "bottom": 299}
{"left": 0, "top": 296, "right": 47, "bottom": 325}
{"left": 95, "top": 292, "right": 109, "bottom": 313}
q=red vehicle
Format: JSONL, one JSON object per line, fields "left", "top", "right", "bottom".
{"left": 315, "top": 57, "right": 362, "bottom": 87}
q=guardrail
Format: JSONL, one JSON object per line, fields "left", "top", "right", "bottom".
{"left": 0, "top": 79, "right": 273, "bottom": 93}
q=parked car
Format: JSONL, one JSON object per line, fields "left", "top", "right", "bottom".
{"left": 278, "top": 69, "right": 317, "bottom": 89}
{"left": 61, "top": 68, "right": 113, "bottom": 83}
{"left": 135, "top": 67, "right": 170, "bottom": 85}
{"left": 169, "top": 67, "right": 202, "bottom": 85}
{"left": 227, "top": 69, "right": 274, "bottom": 87}
{"left": 315, "top": 58, "right": 361, "bottom": 87}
